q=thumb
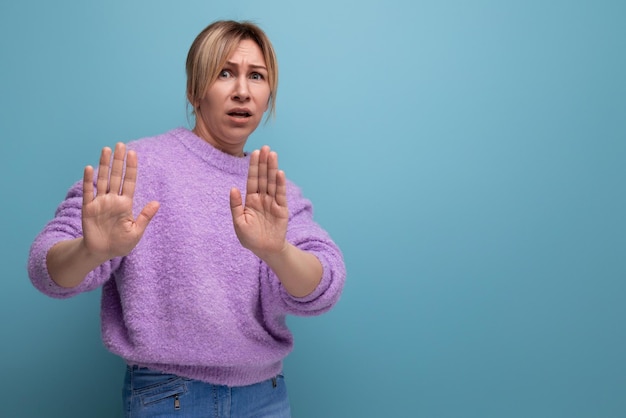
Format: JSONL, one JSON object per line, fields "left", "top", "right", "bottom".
{"left": 229, "top": 188, "right": 244, "bottom": 221}
{"left": 135, "top": 201, "right": 160, "bottom": 231}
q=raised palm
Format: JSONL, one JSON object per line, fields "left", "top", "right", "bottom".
{"left": 230, "top": 146, "right": 289, "bottom": 259}
{"left": 82, "top": 143, "right": 159, "bottom": 261}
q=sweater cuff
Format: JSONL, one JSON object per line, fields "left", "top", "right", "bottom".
{"left": 278, "top": 250, "right": 342, "bottom": 316}
{"left": 28, "top": 235, "right": 88, "bottom": 299}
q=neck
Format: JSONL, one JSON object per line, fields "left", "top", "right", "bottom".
{"left": 192, "top": 126, "right": 245, "bottom": 157}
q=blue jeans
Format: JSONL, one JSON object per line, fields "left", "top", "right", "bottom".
{"left": 123, "top": 365, "right": 291, "bottom": 417}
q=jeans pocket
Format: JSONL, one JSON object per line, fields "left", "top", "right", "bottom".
{"left": 130, "top": 367, "right": 187, "bottom": 407}
{"left": 139, "top": 381, "right": 186, "bottom": 407}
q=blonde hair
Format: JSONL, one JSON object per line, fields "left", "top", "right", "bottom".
{"left": 186, "top": 20, "right": 278, "bottom": 121}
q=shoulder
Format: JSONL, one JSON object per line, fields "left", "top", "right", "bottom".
{"left": 124, "top": 128, "right": 193, "bottom": 168}
{"left": 126, "top": 128, "right": 186, "bottom": 154}
{"left": 285, "top": 178, "right": 314, "bottom": 217}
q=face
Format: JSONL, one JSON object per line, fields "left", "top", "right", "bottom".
{"left": 193, "top": 39, "right": 271, "bottom": 156}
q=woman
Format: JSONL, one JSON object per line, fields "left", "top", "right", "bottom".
{"left": 28, "top": 20, "right": 345, "bottom": 417}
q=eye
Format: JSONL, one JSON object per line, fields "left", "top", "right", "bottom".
{"left": 219, "top": 70, "right": 232, "bottom": 79}
{"left": 250, "top": 72, "right": 264, "bottom": 81}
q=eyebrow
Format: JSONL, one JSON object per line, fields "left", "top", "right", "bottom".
{"left": 225, "top": 61, "right": 267, "bottom": 71}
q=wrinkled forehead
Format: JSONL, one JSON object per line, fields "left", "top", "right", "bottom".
{"left": 218, "top": 35, "right": 264, "bottom": 65}
{"left": 223, "top": 39, "right": 267, "bottom": 68}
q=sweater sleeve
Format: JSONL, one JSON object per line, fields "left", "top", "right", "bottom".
{"left": 27, "top": 180, "right": 122, "bottom": 299}
{"left": 261, "top": 182, "right": 346, "bottom": 316}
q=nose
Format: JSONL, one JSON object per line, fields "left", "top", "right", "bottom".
{"left": 232, "top": 77, "right": 250, "bottom": 102}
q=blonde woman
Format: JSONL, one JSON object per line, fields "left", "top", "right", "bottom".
{"left": 28, "top": 20, "right": 345, "bottom": 417}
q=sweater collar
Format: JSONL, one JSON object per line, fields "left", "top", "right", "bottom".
{"left": 171, "top": 127, "right": 250, "bottom": 176}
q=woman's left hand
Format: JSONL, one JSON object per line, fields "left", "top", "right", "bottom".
{"left": 230, "top": 146, "right": 289, "bottom": 260}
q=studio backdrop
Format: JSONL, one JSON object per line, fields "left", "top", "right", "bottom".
{"left": 1, "top": 1, "right": 624, "bottom": 417}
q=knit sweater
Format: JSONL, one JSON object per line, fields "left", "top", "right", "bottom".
{"left": 27, "top": 127, "right": 345, "bottom": 386}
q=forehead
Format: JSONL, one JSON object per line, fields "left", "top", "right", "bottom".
{"left": 226, "top": 39, "right": 266, "bottom": 66}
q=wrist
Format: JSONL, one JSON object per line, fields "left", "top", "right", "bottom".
{"left": 77, "top": 237, "right": 112, "bottom": 266}
{"left": 259, "top": 243, "right": 323, "bottom": 298}
{"left": 256, "top": 242, "right": 291, "bottom": 267}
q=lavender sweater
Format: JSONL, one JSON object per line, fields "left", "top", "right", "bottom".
{"left": 28, "top": 127, "right": 345, "bottom": 386}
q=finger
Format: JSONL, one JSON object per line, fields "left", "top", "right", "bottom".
{"left": 121, "top": 150, "right": 138, "bottom": 198}
{"left": 96, "top": 147, "right": 112, "bottom": 196}
{"left": 108, "top": 143, "right": 126, "bottom": 195}
{"left": 275, "top": 170, "right": 288, "bottom": 207}
{"left": 83, "top": 165, "right": 95, "bottom": 205}
{"left": 257, "top": 146, "right": 269, "bottom": 194}
{"left": 135, "top": 201, "right": 160, "bottom": 232}
{"left": 267, "top": 151, "right": 278, "bottom": 198}
{"left": 246, "top": 150, "right": 260, "bottom": 195}
{"left": 229, "top": 187, "right": 244, "bottom": 220}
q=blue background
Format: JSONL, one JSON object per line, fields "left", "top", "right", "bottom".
{"left": 1, "top": 1, "right": 625, "bottom": 417}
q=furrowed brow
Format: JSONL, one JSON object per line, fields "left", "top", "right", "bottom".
{"left": 225, "top": 61, "right": 267, "bottom": 71}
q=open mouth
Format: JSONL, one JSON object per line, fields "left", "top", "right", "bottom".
{"left": 228, "top": 111, "right": 251, "bottom": 118}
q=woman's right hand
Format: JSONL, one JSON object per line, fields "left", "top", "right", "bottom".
{"left": 46, "top": 143, "right": 159, "bottom": 288}
{"left": 82, "top": 142, "right": 160, "bottom": 262}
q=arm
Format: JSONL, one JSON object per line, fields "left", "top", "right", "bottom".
{"left": 229, "top": 146, "right": 322, "bottom": 297}
{"left": 46, "top": 237, "right": 110, "bottom": 288}
{"left": 46, "top": 143, "right": 159, "bottom": 288}
{"left": 260, "top": 243, "right": 322, "bottom": 298}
